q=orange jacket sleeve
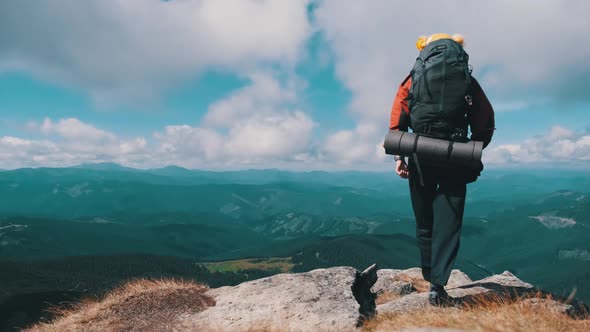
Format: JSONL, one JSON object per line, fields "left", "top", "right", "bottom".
{"left": 389, "top": 76, "right": 412, "bottom": 131}
{"left": 467, "top": 78, "right": 495, "bottom": 149}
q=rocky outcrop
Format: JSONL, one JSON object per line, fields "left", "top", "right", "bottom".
{"left": 176, "top": 265, "right": 378, "bottom": 331}
{"left": 375, "top": 269, "right": 535, "bottom": 316}
{"left": 175, "top": 265, "right": 588, "bottom": 331}
{"left": 373, "top": 268, "right": 472, "bottom": 294}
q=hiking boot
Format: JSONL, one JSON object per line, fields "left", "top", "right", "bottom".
{"left": 428, "top": 283, "right": 455, "bottom": 306}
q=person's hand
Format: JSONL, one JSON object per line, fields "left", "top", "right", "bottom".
{"left": 395, "top": 159, "right": 410, "bottom": 179}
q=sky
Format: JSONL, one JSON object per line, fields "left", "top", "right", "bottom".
{"left": 1, "top": 0, "right": 589, "bottom": 171}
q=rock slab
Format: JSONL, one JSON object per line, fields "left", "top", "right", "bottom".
{"left": 176, "top": 266, "right": 366, "bottom": 331}
{"left": 373, "top": 268, "right": 473, "bottom": 295}
{"left": 175, "top": 266, "right": 588, "bottom": 331}
{"left": 377, "top": 268, "right": 537, "bottom": 316}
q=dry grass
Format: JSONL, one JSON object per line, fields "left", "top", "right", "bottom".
{"left": 24, "top": 278, "right": 215, "bottom": 332}
{"left": 203, "top": 257, "right": 294, "bottom": 273}
{"left": 375, "top": 271, "right": 428, "bottom": 305}
{"left": 391, "top": 272, "right": 430, "bottom": 292}
{"left": 365, "top": 290, "right": 590, "bottom": 332}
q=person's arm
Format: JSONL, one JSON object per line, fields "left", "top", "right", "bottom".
{"left": 467, "top": 77, "right": 495, "bottom": 149}
{"left": 389, "top": 75, "right": 412, "bottom": 132}
{"left": 389, "top": 75, "right": 412, "bottom": 178}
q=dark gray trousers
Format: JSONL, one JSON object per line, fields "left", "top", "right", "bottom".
{"left": 407, "top": 159, "right": 467, "bottom": 286}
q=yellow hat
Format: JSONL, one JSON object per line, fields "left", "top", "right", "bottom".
{"left": 416, "top": 33, "right": 464, "bottom": 50}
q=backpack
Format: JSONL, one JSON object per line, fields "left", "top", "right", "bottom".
{"left": 407, "top": 38, "right": 472, "bottom": 142}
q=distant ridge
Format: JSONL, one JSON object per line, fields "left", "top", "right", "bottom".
{"left": 146, "top": 165, "right": 196, "bottom": 177}
{"left": 2, "top": 162, "right": 589, "bottom": 177}
{"left": 73, "top": 162, "right": 138, "bottom": 172}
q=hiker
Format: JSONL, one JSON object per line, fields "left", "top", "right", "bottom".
{"left": 388, "top": 33, "right": 495, "bottom": 305}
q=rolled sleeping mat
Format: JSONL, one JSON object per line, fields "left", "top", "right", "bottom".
{"left": 384, "top": 130, "right": 483, "bottom": 167}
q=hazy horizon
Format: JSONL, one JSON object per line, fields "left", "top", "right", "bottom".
{"left": 1, "top": 161, "right": 589, "bottom": 173}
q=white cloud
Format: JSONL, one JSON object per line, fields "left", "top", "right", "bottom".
{"left": 226, "top": 111, "right": 315, "bottom": 160}
{"left": 204, "top": 72, "right": 296, "bottom": 128}
{"left": 154, "top": 72, "right": 316, "bottom": 167}
{"left": 547, "top": 126, "right": 576, "bottom": 141}
{"left": 154, "top": 125, "right": 224, "bottom": 163}
{"left": 2, "top": 2, "right": 589, "bottom": 170}
{"left": 36, "top": 118, "right": 116, "bottom": 142}
{"left": 0, "top": 1, "right": 320, "bottom": 168}
{"left": 0, "top": 136, "right": 67, "bottom": 169}
{"left": 155, "top": 111, "right": 315, "bottom": 167}
{"left": 483, "top": 125, "right": 590, "bottom": 165}
{"left": 314, "top": 1, "right": 590, "bottom": 165}
{"left": 4, "top": 112, "right": 316, "bottom": 169}
{"left": 4, "top": 121, "right": 589, "bottom": 169}
{"left": 321, "top": 122, "right": 385, "bottom": 165}
{"left": 13, "top": 119, "right": 150, "bottom": 168}
{"left": 316, "top": 1, "right": 590, "bottom": 108}
{"left": 0, "top": 0, "right": 312, "bottom": 105}
{"left": 4, "top": 71, "right": 317, "bottom": 169}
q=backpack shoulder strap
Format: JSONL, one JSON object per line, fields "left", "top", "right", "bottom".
{"left": 402, "top": 71, "right": 414, "bottom": 101}
{"left": 401, "top": 71, "right": 412, "bottom": 86}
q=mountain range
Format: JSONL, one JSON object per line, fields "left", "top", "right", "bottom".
{"left": 0, "top": 163, "right": 588, "bottom": 330}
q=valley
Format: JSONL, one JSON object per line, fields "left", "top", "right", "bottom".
{"left": 0, "top": 164, "right": 589, "bottom": 330}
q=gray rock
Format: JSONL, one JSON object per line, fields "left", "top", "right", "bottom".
{"left": 445, "top": 270, "right": 473, "bottom": 288}
{"left": 377, "top": 269, "right": 536, "bottom": 316}
{"left": 372, "top": 268, "right": 424, "bottom": 306}
{"left": 377, "top": 292, "right": 430, "bottom": 315}
{"left": 176, "top": 266, "right": 370, "bottom": 331}
{"left": 473, "top": 270, "right": 534, "bottom": 288}
{"left": 446, "top": 270, "right": 534, "bottom": 299}
{"left": 372, "top": 268, "right": 473, "bottom": 300}
{"left": 376, "top": 280, "right": 414, "bottom": 297}
{"left": 372, "top": 269, "right": 413, "bottom": 297}
{"left": 445, "top": 284, "right": 490, "bottom": 299}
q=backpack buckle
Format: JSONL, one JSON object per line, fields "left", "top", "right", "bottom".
{"left": 450, "top": 128, "right": 467, "bottom": 142}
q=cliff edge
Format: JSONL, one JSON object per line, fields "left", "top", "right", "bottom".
{"left": 26, "top": 265, "right": 589, "bottom": 332}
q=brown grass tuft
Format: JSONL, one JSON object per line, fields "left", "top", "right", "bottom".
{"left": 391, "top": 272, "right": 430, "bottom": 293}
{"left": 203, "top": 257, "right": 294, "bottom": 273}
{"left": 365, "top": 289, "right": 590, "bottom": 332}
{"left": 25, "top": 278, "right": 215, "bottom": 332}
